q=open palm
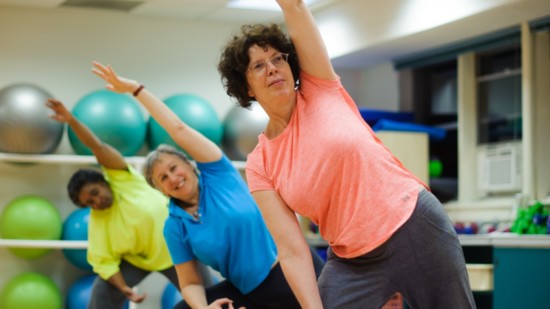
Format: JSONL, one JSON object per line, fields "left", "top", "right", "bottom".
{"left": 92, "top": 61, "right": 138, "bottom": 94}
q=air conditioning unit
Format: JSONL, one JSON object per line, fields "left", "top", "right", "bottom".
{"left": 477, "top": 142, "right": 522, "bottom": 195}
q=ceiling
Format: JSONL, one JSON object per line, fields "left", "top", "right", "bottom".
{"left": 0, "top": 0, "right": 339, "bottom": 23}
{"left": 0, "top": 0, "right": 549, "bottom": 69}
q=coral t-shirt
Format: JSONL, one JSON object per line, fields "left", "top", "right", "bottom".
{"left": 246, "top": 72, "right": 426, "bottom": 258}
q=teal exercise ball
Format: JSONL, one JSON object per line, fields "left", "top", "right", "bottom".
{"left": 62, "top": 208, "right": 92, "bottom": 271}
{"left": 0, "top": 195, "right": 62, "bottom": 259}
{"left": 147, "top": 94, "right": 222, "bottom": 157}
{"left": 0, "top": 272, "right": 62, "bottom": 309}
{"left": 0, "top": 83, "right": 63, "bottom": 154}
{"left": 69, "top": 90, "right": 146, "bottom": 156}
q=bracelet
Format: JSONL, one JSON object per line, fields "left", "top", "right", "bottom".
{"left": 133, "top": 84, "right": 145, "bottom": 97}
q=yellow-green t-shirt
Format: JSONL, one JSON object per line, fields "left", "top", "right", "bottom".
{"left": 87, "top": 165, "right": 172, "bottom": 280}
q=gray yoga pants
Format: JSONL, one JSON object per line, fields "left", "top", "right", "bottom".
{"left": 88, "top": 259, "right": 214, "bottom": 309}
{"left": 318, "top": 189, "right": 476, "bottom": 309}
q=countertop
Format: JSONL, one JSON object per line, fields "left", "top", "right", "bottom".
{"left": 458, "top": 233, "right": 550, "bottom": 248}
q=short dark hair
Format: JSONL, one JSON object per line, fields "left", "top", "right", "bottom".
{"left": 217, "top": 23, "right": 299, "bottom": 109}
{"left": 67, "top": 169, "right": 106, "bottom": 207}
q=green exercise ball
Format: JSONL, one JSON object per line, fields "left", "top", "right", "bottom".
{"left": 429, "top": 159, "right": 443, "bottom": 178}
{"left": 0, "top": 195, "right": 62, "bottom": 259}
{"left": 0, "top": 272, "right": 62, "bottom": 309}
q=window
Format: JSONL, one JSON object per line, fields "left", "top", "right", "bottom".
{"left": 477, "top": 46, "right": 522, "bottom": 144}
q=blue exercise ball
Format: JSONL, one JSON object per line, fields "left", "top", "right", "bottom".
{"left": 66, "top": 275, "right": 129, "bottom": 309}
{"left": 66, "top": 274, "right": 96, "bottom": 309}
{"left": 0, "top": 195, "right": 62, "bottom": 259}
{"left": 147, "top": 94, "right": 222, "bottom": 157}
{"left": 0, "top": 83, "right": 63, "bottom": 154}
{"left": 69, "top": 90, "right": 146, "bottom": 156}
{"left": 61, "top": 208, "right": 92, "bottom": 271}
{"left": 162, "top": 283, "right": 183, "bottom": 309}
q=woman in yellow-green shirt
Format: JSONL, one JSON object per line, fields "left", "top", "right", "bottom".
{"left": 46, "top": 99, "right": 211, "bottom": 309}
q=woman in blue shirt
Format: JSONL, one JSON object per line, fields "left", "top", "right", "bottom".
{"left": 92, "top": 61, "right": 324, "bottom": 309}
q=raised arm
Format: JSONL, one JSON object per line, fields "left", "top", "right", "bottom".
{"left": 91, "top": 61, "right": 222, "bottom": 163}
{"left": 45, "top": 99, "right": 126, "bottom": 170}
{"left": 276, "top": 0, "right": 336, "bottom": 80}
{"left": 252, "top": 190, "right": 323, "bottom": 309}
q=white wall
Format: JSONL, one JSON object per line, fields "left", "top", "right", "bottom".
{"left": 0, "top": 6, "right": 240, "bottom": 152}
{"left": 337, "top": 62, "right": 399, "bottom": 110}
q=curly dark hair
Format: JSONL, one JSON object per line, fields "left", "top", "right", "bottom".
{"left": 217, "top": 23, "right": 300, "bottom": 108}
{"left": 67, "top": 169, "right": 107, "bottom": 207}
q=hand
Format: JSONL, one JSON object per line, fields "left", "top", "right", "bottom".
{"left": 45, "top": 98, "right": 72, "bottom": 123}
{"left": 121, "top": 285, "right": 147, "bottom": 303}
{"left": 206, "top": 298, "right": 246, "bottom": 309}
{"left": 92, "top": 60, "right": 140, "bottom": 95}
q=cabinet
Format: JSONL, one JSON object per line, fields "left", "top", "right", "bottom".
{"left": 460, "top": 234, "right": 550, "bottom": 309}
{"left": 493, "top": 248, "right": 550, "bottom": 309}
{"left": 376, "top": 131, "right": 429, "bottom": 184}
{"left": 0, "top": 152, "right": 245, "bottom": 308}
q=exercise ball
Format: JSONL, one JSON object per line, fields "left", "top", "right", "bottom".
{"left": 0, "top": 272, "right": 62, "bottom": 309}
{"left": 162, "top": 283, "right": 183, "bottom": 309}
{"left": 66, "top": 274, "right": 95, "bottom": 309}
{"left": 148, "top": 94, "right": 223, "bottom": 157}
{"left": 0, "top": 195, "right": 62, "bottom": 259}
{"left": 66, "top": 275, "right": 130, "bottom": 309}
{"left": 429, "top": 159, "right": 443, "bottom": 178}
{"left": 62, "top": 208, "right": 92, "bottom": 270}
{"left": 222, "top": 101, "right": 268, "bottom": 160}
{"left": 69, "top": 90, "right": 146, "bottom": 156}
{"left": 0, "top": 83, "right": 63, "bottom": 154}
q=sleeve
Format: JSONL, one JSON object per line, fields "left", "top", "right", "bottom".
{"left": 299, "top": 71, "right": 342, "bottom": 96}
{"left": 245, "top": 150, "right": 274, "bottom": 193}
{"left": 163, "top": 217, "right": 194, "bottom": 265}
{"left": 87, "top": 220, "right": 121, "bottom": 280}
{"left": 195, "top": 155, "right": 236, "bottom": 180}
{"left": 102, "top": 164, "right": 141, "bottom": 182}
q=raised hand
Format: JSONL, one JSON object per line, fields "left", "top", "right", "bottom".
{"left": 45, "top": 98, "right": 72, "bottom": 123}
{"left": 91, "top": 61, "right": 140, "bottom": 95}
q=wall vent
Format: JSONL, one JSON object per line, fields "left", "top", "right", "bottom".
{"left": 477, "top": 142, "right": 522, "bottom": 194}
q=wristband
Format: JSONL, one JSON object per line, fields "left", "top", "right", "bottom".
{"left": 133, "top": 84, "right": 145, "bottom": 97}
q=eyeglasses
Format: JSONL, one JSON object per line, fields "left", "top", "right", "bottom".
{"left": 246, "top": 53, "right": 289, "bottom": 75}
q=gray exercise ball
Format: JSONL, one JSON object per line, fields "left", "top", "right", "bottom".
{"left": 222, "top": 101, "right": 268, "bottom": 161}
{"left": 0, "top": 83, "right": 64, "bottom": 154}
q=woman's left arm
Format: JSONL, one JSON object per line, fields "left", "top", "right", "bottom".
{"left": 276, "top": 0, "right": 337, "bottom": 80}
{"left": 253, "top": 190, "right": 323, "bottom": 309}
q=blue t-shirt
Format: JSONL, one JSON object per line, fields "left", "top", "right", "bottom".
{"left": 163, "top": 155, "right": 277, "bottom": 294}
